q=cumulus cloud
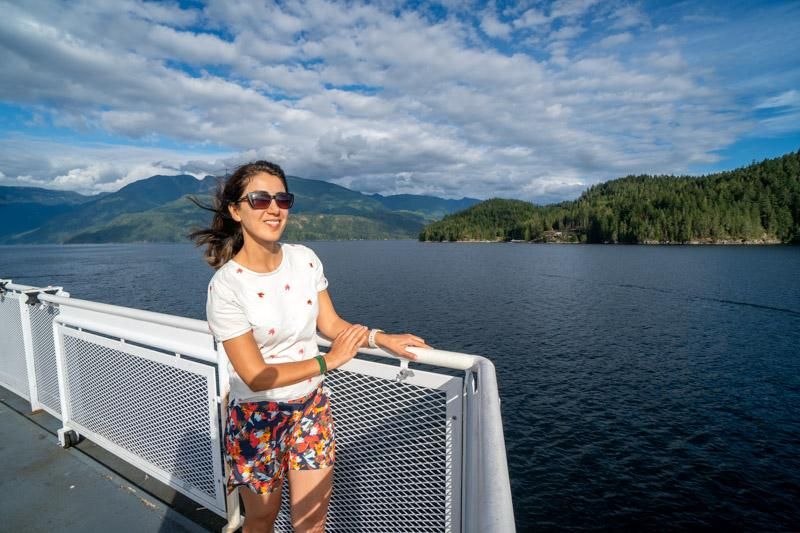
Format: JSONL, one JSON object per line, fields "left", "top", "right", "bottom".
{"left": 480, "top": 10, "right": 512, "bottom": 39}
{"left": 599, "top": 32, "right": 632, "bottom": 48}
{"left": 609, "top": 4, "right": 648, "bottom": 30}
{"left": 0, "top": 0, "right": 796, "bottom": 202}
{"left": 0, "top": 137, "right": 231, "bottom": 194}
{"left": 550, "top": 0, "right": 601, "bottom": 20}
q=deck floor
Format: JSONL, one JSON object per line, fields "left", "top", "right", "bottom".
{"left": 0, "top": 389, "right": 224, "bottom": 533}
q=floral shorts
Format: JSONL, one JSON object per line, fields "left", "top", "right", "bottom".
{"left": 224, "top": 384, "right": 336, "bottom": 495}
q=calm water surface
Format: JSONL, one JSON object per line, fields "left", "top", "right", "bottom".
{"left": 2, "top": 241, "right": 799, "bottom": 531}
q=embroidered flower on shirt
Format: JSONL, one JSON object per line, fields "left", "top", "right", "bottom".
{"left": 257, "top": 292, "right": 265, "bottom": 298}
{"left": 236, "top": 268, "right": 243, "bottom": 274}
{"left": 268, "top": 354, "right": 276, "bottom": 359}
{"left": 268, "top": 328, "right": 276, "bottom": 335}
{"left": 309, "top": 262, "right": 314, "bottom": 268}
{"left": 299, "top": 348, "right": 304, "bottom": 355}
{"left": 285, "top": 284, "right": 291, "bottom": 291}
{"left": 307, "top": 299, "right": 313, "bottom": 305}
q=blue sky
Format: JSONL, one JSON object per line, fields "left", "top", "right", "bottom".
{"left": 0, "top": 0, "right": 798, "bottom": 201}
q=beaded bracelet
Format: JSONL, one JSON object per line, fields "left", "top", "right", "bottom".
{"left": 368, "top": 328, "right": 384, "bottom": 349}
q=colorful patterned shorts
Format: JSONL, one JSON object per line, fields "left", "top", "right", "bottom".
{"left": 224, "top": 384, "right": 335, "bottom": 495}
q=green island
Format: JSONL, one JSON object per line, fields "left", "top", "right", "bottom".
{"left": 419, "top": 151, "right": 800, "bottom": 244}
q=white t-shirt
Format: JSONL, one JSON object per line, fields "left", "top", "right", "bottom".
{"left": 206, "top": 243, "right": 329, "bottom": 402}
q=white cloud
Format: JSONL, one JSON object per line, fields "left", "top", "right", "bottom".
{"left": 609, "top": 4, "right": 648, "bottom": 30}
{"left": 550, "top": 0, "right": 601, "bottom": 20}
{"left": 480, "top": 11, "right": 512, "bottom": 39}
{"left": 757, "top": 111, "right": 800, "bottom": 135}
{"left": 514, "top": 8, "right": 549, "bottom": 29}
{"left": 0, "top": 0, "right": 793, "bottom": 202}
{"left": 550, "top": 24, "right": 585, "bottom": 41}
{"left": 755, "top": 90, "right": 800, "bottom": 109}
{"left": 646, "top": 51, "right": 688, "bottom": 72}
{"left": 146, "top": 26, "right": 238, "bottom": 65}
{"left": 0, "top": 137, "right": 231, "bottom": 194}
{"left": 599, "top": 32, "right": 632, "bottom": 48}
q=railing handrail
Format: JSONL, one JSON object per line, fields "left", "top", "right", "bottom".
{"left": 316, "top": 337, "right": 480, "bottom": 370}
{"left": 39, "top": 292, "right": 211, "bottom": 334}
{"left": 13, "top": 285, "right": 483, "bottom": 371}
{"left": 2, "top": 281, "right": 40, "bottom": 292}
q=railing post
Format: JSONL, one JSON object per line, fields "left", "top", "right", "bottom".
{"left": 52, "top": 318, "right": 75, "bottom": 446}
{"left": 18, "top": 294, "right": 41, "bottom": 412}
{"left": 464, "top": 359, "right": 515, "bottom": 533}
{"left": 462, "top": 369, "right": 478, "bottom": 532}
{"left": 217, "top": 340, "right": 244, "bottom": 533}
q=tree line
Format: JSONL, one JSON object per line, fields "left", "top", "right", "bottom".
{"left": 419, "top": 151, "right": 800, "bottom": 244}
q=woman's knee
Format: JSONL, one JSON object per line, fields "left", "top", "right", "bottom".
{"left": 241, "top": 485, "right": 283, "bottom": 532}
{"left": 292, "top": 510, "right": 327, "bottom": 533}
{"left": 243, "top": 505, "right": 281, "bottom": 533}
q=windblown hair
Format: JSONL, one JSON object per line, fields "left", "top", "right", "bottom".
{"left": 189, "top": 160, "right": 288, "bottom": 269}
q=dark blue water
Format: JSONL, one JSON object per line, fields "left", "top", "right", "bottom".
{"left": 2, "top": 242, "right": 799, "bottom": 531}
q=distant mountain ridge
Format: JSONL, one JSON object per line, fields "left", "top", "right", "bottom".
{"left": 0, "top": 174, "right": 479, "bottom": 243}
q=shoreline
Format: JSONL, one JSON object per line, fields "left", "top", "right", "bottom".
{"left": 0, "top": 237, "right": 792, "bottom": 246}
{"left": 420, "top": 239, "right": 790, "bottom": 245}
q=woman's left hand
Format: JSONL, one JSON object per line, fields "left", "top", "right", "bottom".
{"left": 375, "top": 333, "right": 432, "bottom": 360}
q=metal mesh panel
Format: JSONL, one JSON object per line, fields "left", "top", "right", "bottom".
{"left": 30, "top": 304, "right": 61, "bottom": 415}
{"left": 0, "top": 294, "right": 30, "bottom": 399}
{"left": 273, "top": 368, "right": 456, "bottom": 532}
{"left": 62, "top": 334, "right": 218, "bottom": 501}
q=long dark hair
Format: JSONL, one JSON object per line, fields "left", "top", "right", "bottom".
{"left": 189, "top": 160, "right": 289, "bottom": 269}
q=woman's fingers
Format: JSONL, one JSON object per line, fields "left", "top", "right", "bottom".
{"left": 336, "top": 324, "right": 364, "bottom": 342}
{"left": 398, "top": 348, "right": 417, "bottom": 360}
{"left": 388, "top": 333, "right": 433, "bottom": 360}
{"left": 335, "top": 323, "right": 361, "bottom": 339}
{"left": 328, "top": 325, "right": 368, "bottom": 369}
{"left": 409, "top": 339, "right": 433, "bottom": 350}
{"left": 349, "top": 328, "right": 368, "bottom": 351}
{"left": 401, "top": 334, "right": 433, "bottom": 350}
{"left": 333, "top": 329, "right": 431, "bottom": 365}
{"left": 336, "top": 324, "right": 367, "bottom": 354}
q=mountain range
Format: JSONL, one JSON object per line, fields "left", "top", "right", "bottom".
{"left": 0, "top": 175, "right": 479, "bottom": 243}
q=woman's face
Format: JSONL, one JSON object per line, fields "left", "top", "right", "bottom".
{"left": 228, "top": 172, "right": 289, "bottom": 245}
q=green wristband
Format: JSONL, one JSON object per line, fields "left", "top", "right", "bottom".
{"left": 315, "top": 355, "right": 327, "bottom": 375}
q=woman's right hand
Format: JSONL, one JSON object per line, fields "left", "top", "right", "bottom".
{"left": 326, "top": 324, "right": 368, "bottom": 370}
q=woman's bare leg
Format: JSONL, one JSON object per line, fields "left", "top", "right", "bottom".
{"left": 287, "top": 467, "right": 334, "bottom": 532}
{"left": 240, "top": 481, "right": 284, "bottom": 533}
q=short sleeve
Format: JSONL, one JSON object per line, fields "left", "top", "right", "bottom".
{"left": 309, "top": 249, "right": 329, "bottom": 292}
{"left": 206, "top": 278, "right": 252, "bottom": 342}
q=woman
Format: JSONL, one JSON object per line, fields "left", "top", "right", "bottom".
{"left": 191, "top": 160, "right": 430, "bottom": 533}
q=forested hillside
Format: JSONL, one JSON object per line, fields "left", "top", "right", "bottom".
{"left": 420, "top": 151, "right": 800, "bottom": 244}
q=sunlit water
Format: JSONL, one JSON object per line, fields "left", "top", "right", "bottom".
{"left": 2, "top": 241, "right": 799, "bottom": 530}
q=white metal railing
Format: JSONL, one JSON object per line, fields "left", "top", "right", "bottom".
{"left": 0, "top": 280, "right": 515, "bottom": 532}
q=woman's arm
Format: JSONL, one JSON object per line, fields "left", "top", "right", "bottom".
{"left": 316, "top": 289, "right": 353, "bottom": 340}
{"left": 317, "top": 289, "right": 432, "bottom": 360}
{"left": 223, "top": 324, "right": 368, "bottom": 392}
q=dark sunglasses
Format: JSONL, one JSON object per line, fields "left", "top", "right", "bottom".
{"left": 236, "top": 191, "right": 295, "bottom": 210}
